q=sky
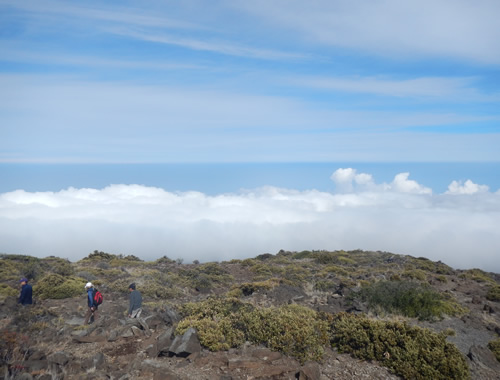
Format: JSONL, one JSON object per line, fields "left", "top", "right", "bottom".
{"left": 0, "top": 1, "right": 499, "bottom": 271}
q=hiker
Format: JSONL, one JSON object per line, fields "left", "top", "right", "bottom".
{"left": 84, "top": 282, "right": 99, "bottom": 324}
{"left": 128, "top": 283, "right": 142, "bottom": 318}
{"left": 18, "top": 278, "right": 33, "bottom": 305}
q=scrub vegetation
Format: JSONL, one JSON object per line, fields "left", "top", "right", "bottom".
{"left": 2, "top": 248, "right": 500, "bottom": 379}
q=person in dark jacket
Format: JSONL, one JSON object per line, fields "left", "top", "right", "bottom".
{"left": 83, "top": 282, "right": 99, "bottom": 324}
{"left": 128, "top": 283, "right": 142, "bottom": 318}
{"left": 18, "top": 278, "right": 33, "bottom": 305}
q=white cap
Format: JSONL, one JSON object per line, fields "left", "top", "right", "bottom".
{"left": 85, "top": 282, "right": 93, "bottom": 289}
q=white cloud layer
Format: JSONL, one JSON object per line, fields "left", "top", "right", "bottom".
{"left": 1, "top": 169, "right": 499, "bottom": 272}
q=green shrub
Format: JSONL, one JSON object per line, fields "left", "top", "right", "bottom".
{"left": 35, "top": 274, "right": 85, "bottom": 299}
{"left": 329, "top": 312, "right": 470, "bottom": 380}
{"left": 81, "top": 250, "right": 116, "bottom": 261}
{"left": 314, "top": 280, "right": 338, "bottom": 292}
{"left": 407, "top": 257, "right": 453, "bottom": 275}
{"left": 463, "top": 269, "right": 497, "bottom": 285}
{"left": 155, "top": 255, "right": 175, "bottom": 264}
{"left": 321, "top": 265, "right": 349, "bottom": 277}
{"left": 355, "top": 280, "right": 463, "bottom": 320}
{"left": 178, "top": 263, "right": 234, "bottom": 290}
{"left": 229, "top": 279, "right": 278, "bottom": 297}
{"left": 0, "top": 283, "right": 18, "bottom": 298}
{"left": 486, "top": 286, "right": 500, "bottom": 302}
{"left": 249, "top": 263, "right": 273, "bottom": 279}
{"left": 245, "top": 304, "right": 329, "bottom": 363}
{"left": 177, "top": 297, "right": 329, "bottom": 363}
{"left": 292, "top": 250, "right": 313, "bottom": 260}
{"left": 0, "top": 259, "right": 21, "bottom": 281}
{"left": 280, "top": 265, "right": 310, "bottom": 286}
{"left": 177, "top": 297, "right": 252, "bottom": 351}
{"left": 141, "top": 281, "right": 181, "bottom": 299}
{"left": 488, "top": 338, "right": 500, "bottom": 362}
{"left": 402, "top": 269, "right": 427, "bottom": 281}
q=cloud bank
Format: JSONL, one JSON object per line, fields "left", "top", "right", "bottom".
{"left": 1, "top": 169, "right": 499, "bottom": 272}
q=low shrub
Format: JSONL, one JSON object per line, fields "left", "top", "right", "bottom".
{"left": 407, "top": 257, "right": 454, "bottom": 275}
{"left": 486, "top": 286, "right": 500, "bottom": 302}
{"left": 463, "top": 269, "right": 497, "bottom": 285}
{"left": 246, "top": 304, "right": 329, "bottom": 363}
{"left": 355, "top": 280, "right": 463, "bottom": 320}
{"left": 314, "top": 280, "right": 338, "bottom": 292}
{"left": 178, "top": 263, "right": 233, "bottom": 291}
{"left": 402, "top": 269, "right": 427, "bottom": 281}
{"left": 228, "top": 279, "right": 278, "bottom": 297}
{"left": 488, "top": 338, "right": 500, "bottom": 362}
{"left": 141, "top": 281, "right": 181, "bottom": 299}
{"left": 0, "top": 283, "right": 18, "bottom": 298}
{"left": 35, "top": 274, "right": 85, "bottom": 299}
{"left": 177, "top": 297, "right": 252, "bottom": 351}
{"left": 177, "top": 297, "right": 329, "bottom": 363}
{"left": 0, "top": 259, "right": 21, "bottom": 281}
{"left": 42, "top": 257, "right": 74, "bottom": 276}
{"left": 321, "top": 265, "right": 349, "bottom": 277}
{"left": 329, "top": 312, "right": 470, "bottom": 380}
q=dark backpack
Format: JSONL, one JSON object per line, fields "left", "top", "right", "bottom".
{"left": 93, "top": 289, "right": 103, "bottom": 306}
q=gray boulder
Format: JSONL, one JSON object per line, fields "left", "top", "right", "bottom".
{"left": 47, "top": 351, "right": 70, "bottom": 366}
{"left": 157, "top": 327, "right": 175, "bottom": 356}
{"left": 168, "top": 328, "right": 201, "bottom": 357}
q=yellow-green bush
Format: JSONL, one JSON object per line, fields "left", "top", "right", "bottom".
{"left": 35, "top": 274, "right": 85, "bottom": 299}
{"left": 321, "top": 265, "right": 349, "bottom": 277}
{"left": 178, "top": 263, "right": 234, "bottom": 291}
{"left": 355, "top": 280, "right": 464, "bottom": 320}
{"left": 314, "top": 280, "right": 337, "bottom": 292}
{"left": 177, "top": 297, "right": 329, "bottom": 363}
{"left": 407, "top": 257, "right": 453, "bottom": 275}
{"left": 141, "top": 281, "right": 181, "bottom": 299}
{"left": 329, "top": 312, "right": 470, "bottom": 380}
{"left": 228, "top": 279, "right": 278, "bottom": 297}
{"left": 486, "top": 286, "right": 500, "bottom": 302}
{"left": 402, "top": 269, "right": 427, "bottom": 281}
{"left": 177, "top": 297, "right": 252, "bottom": 351}
{"left": 245, "top": 304, "right": 329, "bottom": 363}
{"left": 0, "top": 259, "right": 20, "bottom": 281}
{"left": 488, "top": 338, "right": 500, "bottom": 362}
{"left": 0, "top": 283, "right": 18, "bottom": 298}
{"left": 462, "top": 269, "right": 497, "bottom": 285}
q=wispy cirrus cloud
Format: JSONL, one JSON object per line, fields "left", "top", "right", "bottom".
{"left": 108, "top": 28, "right": 308, "bottom": 60}
{"left": 232, "top": 0, "right": 500, "bottom": 64}
{"left": 291, "top": 75, "right": 500, "bottom": 101}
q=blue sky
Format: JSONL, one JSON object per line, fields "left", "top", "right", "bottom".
{"left": 1, "top": 0, "right": 499, "bottom": 163}
{"left": 1, "top": 1, "right": 500, "bottom": 271}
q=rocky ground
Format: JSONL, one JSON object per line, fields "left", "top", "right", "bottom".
{"left": 1, "top": 293, "right": 403, "bottom": 380}
{"left": 1, "top": 250, "right": 500, "bottom": 379}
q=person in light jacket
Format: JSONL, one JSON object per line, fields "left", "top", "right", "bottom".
{"left": 128, "top": 283, "right": 142, "bottom": 318}
{"left": 84, "top": 282, "right": 99, "bottom": 324}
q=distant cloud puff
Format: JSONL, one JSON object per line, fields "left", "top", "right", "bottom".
{"left": 1, "top": 170, "right": 499, "bottom": 272}
{"left": 330, "top": 168, "right": 431, "bottom": 194}
{"left": 446, "top": 179, "right": 489, "bottom": 195}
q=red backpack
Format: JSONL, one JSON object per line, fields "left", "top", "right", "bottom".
{"left": 93, "top": 289, "right": 103, "bottom": 306}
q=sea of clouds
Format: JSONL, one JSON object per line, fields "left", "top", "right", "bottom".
{"left": 1, "top": 168, "right": 499, "bottom": 272}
